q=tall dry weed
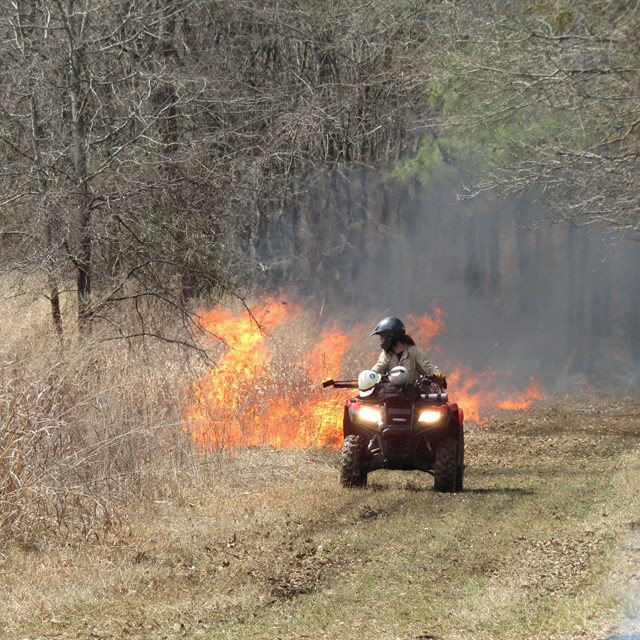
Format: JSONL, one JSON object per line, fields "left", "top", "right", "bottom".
{"left": 0, "top": 285, "right": 206, "bottom": 546}
{"left": 0, "top": 284, "right": 378, "bottom": 546}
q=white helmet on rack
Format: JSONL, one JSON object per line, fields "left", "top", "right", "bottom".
{"left": 389, "top": 365, "right": 410, "bottom": 386}
{"left": 358, "top": 370, "right": 382, "bottom": 397}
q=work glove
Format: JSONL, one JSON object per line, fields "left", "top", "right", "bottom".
{"left": 433, "top": 370, "right": 447, "bottom": 388}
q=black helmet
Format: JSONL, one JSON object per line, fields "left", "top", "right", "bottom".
{"left": 370, "top": 316, "right": 405, "bottom": 352}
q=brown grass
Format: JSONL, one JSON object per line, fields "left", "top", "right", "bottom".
{"left": 2, "top": 281, "right": 640, "bottom": 640}
{"left": 0, "top": 280, "right": 209, "bottom": 546}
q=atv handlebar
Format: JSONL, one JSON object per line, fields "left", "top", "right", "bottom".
{"left": 417, "top": 375, "right": 447, "bottom": 390}
{"left": 322, "top": 379, "right": 358, "bottom": 389}
{"left": 322, "top": 374, "right": 443, "bottom": 391}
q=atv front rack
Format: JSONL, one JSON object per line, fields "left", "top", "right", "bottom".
{"left": 323, "top": 375, "right": 445, "bottom": 395}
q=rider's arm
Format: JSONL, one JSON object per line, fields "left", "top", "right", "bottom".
{"left": 371, "top": 350, "right": 389, "bottom": 374}
{"left": 413, "top": 345, "right": 440, "bottom": 378}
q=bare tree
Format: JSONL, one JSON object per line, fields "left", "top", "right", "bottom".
{"left": 0, "top": 0, "right": 464, "bottom": 338}
{"left": 0, "top": 0, "right": 256, "bottom": 338}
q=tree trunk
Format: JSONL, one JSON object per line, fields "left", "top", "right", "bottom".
{"left": 64, "top": 0, "right": 93, "bottom": 332}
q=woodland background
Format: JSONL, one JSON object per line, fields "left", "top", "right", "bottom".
{"left": 2, "top": 0, "right": 639, "bottom": 389}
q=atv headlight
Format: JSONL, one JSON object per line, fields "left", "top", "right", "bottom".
{"left": 357, "top": 406, "right": 383, "bottom": 424}
{"left": 418, "top": 409, "right": 443, "bottom": 424}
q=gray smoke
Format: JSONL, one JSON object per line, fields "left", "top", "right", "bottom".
{"left": 276, "top": 170, "right": 640, "bottom": 392}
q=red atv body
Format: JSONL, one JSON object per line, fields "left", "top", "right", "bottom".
{"left": 331, "top": 378, "right": 464, "bottom": 492}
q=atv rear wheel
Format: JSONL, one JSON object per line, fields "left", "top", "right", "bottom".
{"left": 340, "top": 435, "right": 368, "bottom": 488}
{"left": 434, "top": 436, "right": 459, "bottom": 493}
{"left": 455, "top": 429, "right": 465, "bottom": 492}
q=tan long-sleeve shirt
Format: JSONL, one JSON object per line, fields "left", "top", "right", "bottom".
{"left": 371, "top": 343, "right": 440, "bottom": 383}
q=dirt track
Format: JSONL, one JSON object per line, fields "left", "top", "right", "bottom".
{"left": 4, "top": 393, "right": 640, "bottom": 640}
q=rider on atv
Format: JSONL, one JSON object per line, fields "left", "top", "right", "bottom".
{"left": 323, "top": 319, "right": 463, "bottom": 492}
{"left": 369, "top": 316, "right": 447, "bottom": 386}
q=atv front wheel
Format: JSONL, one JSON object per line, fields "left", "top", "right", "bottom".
{"left": 434, "top": 436, "right": 459, "bottom": 493}
{"left": 340, "top": 435, "right": 368, "bottom": 488}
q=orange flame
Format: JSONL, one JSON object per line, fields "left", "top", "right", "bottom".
{"left": 497, "top": 377, "right": 544, "bottom": 410}
{"left": 184, "top": 300, "right": 351, "bottom": 451}
{"left": 183, "top": 301, "right": 545, "bottom": 451}
{"left": 307, "top": 328, "right": 352, "bottom": 381}
{"left": 447, "top": 367, "right": 544, "bottom": 422}
{"left": 406, "top": 307, "right": 445, "bottom": 348}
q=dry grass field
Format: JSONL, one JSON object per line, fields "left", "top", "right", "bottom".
{"left": 3, "top": 399, "right": 640, "bottom": 640}
{"left": 2, "top": 284, "right": 640, "bottom": 640}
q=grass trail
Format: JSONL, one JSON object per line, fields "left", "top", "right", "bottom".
{"left": 2, "top": 394, "right": 640, "bottom": 640}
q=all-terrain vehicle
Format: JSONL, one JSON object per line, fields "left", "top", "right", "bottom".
{"left": 323, "top": 375, "right": 465, "bottom": 492}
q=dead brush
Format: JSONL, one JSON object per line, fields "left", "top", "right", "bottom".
{"left": 0, "top": 364, "right": 119, "bottom": 545}
{"left": 0, "top": 330, "right": 202, "bottom": 546}
{"left": 0, "top": 290, "right": 379, "bottom": 546}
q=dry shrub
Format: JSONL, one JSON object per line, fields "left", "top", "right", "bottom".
{"left": 0, "top": 292, "right": 204, "bottom": 546}
{"left": 0, "top": 349, "right": 200, "bottom": 545}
